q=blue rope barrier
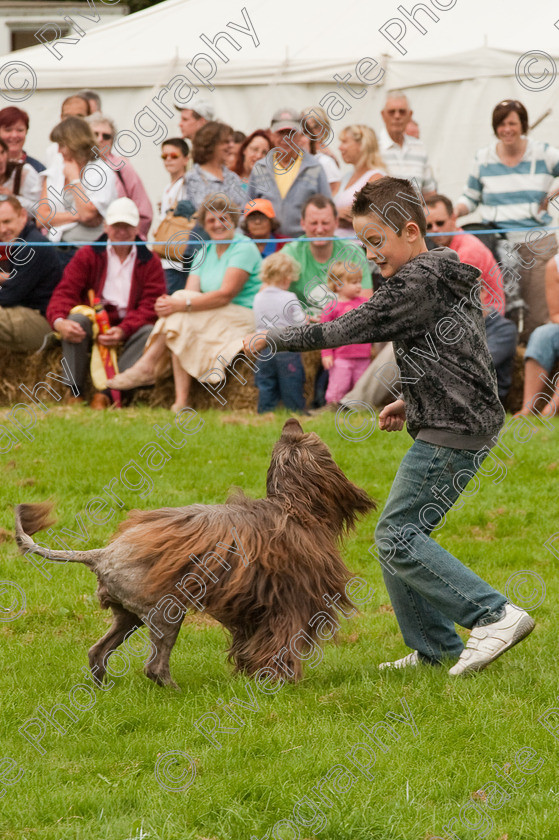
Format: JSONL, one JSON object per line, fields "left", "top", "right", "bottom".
{"left": 2, "top": 226, "right": 559, "bottom": 248}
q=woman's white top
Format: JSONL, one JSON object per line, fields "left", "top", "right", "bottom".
{"left": 316, "top": 151, "right": 341, "bottom": 185}
{"left": 40, "top": 159, "right": 117, "bottom": 242}
{"left": 334, "top": 168, "right": 385, "bottom": 238}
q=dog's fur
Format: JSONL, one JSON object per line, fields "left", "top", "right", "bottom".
{"left": 15, "top": 419, "right": 375, "bottom": 688}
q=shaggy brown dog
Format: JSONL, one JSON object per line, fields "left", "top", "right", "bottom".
{"left": 15, "top": 419, "right": 375, "bottom": 689}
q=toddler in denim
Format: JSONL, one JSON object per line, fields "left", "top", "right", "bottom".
{"left": 252, "top": 252, "right": 306, "bottom": 413}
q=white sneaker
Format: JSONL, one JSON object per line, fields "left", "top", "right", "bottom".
{"left": 449, "top": 603, "right": 535, "bottom": 676}
{"left": 379, "top": 650, "right": 420, "bottom": 670}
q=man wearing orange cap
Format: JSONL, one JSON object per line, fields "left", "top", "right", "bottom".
{"left": 240, "top": 199, "right": 285, "bottom": 257}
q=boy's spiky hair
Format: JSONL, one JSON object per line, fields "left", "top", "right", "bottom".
{"left": 351, "top": 176, "right": 427, "bottom": 237}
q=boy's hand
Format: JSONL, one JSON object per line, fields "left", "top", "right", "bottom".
{"left": 378, "top": 399, "right": 406, "bottom": 432}
{"left": 322, "top": 355, "right": 334, "bottom": 370}
{"left": 243, "top": 331, "right": 268, "bottom": 357}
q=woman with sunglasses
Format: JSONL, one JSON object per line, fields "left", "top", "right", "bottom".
{"left": 86, "top": 113, "right": 153, "bottom": 239}
{"left": 158, "top": 137, "right": 190, "bottom": 294}
{"left": 456, "top": 99, "right": 559, "bottom": 342}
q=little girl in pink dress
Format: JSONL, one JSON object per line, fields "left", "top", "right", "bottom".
{"left": 320, "top": 260, "right": 372, "bottom": 404}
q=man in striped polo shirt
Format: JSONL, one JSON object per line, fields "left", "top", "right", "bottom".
{"left": 379, "top": 91, "right": 437, "bottom": 198}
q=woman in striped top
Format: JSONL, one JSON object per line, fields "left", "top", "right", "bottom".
{"left": 455, "top": 99, "right": 559, "bottom": 341}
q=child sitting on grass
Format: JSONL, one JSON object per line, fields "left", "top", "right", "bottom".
{"left": 252, "top": 251, "right": 307, "bottom": 414}
{"left": 244, "top": 175, "right": 535, "bottom": 677}
{"left": 321, "top": 260, "right": 372, "bottom": 405}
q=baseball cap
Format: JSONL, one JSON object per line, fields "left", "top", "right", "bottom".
{"left": 270, "top": 106, "right": 300, "bottom": 132}
{"left": 105, "top": 197, "right": 140, "bottom": 227}
{"left": 174, "top": 98, "right": 215, "bottom": 120}
{"left": 244, "top": 199, "right": 276, "bottom": 219}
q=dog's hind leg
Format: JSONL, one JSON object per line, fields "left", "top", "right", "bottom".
{"left": 88, "top": 604, "right": 142, "bottom": 683}
{"left": 144, "top": 620, "right": 182, "bottom": 690}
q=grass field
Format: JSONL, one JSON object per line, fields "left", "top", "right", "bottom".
{"left": 0, "top": 404, "right": 558, "bottom": 840}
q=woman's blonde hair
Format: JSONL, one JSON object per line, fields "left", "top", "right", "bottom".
{"left": 260, "top": 251, "right": 301, "bottom": 287}
{"left": 340, "top": 124, "right": 385, "bottom": 171}
{"left": 50, "top": 117, "right": 97, "bottom": 165}
{"left": 300, "top": 105, "right": 333, "bottom": 154}
{"left": 326, "top": 260, "right": 362, "bottom": 291}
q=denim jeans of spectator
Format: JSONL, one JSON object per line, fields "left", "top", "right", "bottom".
{"left": 484, "top": 309, "right": 518, "bottom": 402}
{"left": 375, "top": 439, "right": 507, "bottom": 664}
{"left": 165, "top": 267, "right": 187, "bottom": 295}
{"left": 524, "top": 321, "right": 559, "bottom": 372}
{"left": 313, "top": 365, "right": 329, "bottom": 408}
{"left": 255, "top": 351, "right": 306, "bottom": 413}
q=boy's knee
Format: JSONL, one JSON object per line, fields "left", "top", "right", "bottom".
{"left": 372, "top": 519, "right": 400, "bottom": 576}
{"left": 374, "top": 518, "right": 389, "bottom": 545}
{"left": 375, "top": 514, "right": 404, "bottom": 545}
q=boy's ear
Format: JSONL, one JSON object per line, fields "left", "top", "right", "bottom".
{"left": 404, "top": 220, "right": 422, "bottom": 242}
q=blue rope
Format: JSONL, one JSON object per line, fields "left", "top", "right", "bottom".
{"left": 2, "top": 226, "right": 558, "bottom": 247}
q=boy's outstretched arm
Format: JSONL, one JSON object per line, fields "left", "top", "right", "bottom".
{"left": 243, "top": 296, "right": 379, "bottom": 358}
{"left": 378, "top": 399, "right": 406, "bottom": 432}
{"left": 244, "top": 272, "right": 436, "bottom": 358}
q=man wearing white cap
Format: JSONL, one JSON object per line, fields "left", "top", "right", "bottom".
{"left": 176, "top": 99, "right": 215, "bottom": 140}
{"left": 47, "top": 197, "right": 166, "bottom": 408}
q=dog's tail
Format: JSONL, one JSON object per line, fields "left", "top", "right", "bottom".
{"left": 14, "top": 502, "right": 105, "bottom": 570}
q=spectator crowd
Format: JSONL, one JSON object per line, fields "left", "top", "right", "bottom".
{"left": 1, "top": 88, "right": 558, "bottom": 417}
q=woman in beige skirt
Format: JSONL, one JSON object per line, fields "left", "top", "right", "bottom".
{"left": 107, "top": 195, "right": 262, "bottom": 411}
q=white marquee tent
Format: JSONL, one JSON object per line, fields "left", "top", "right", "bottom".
{"left": 2, "top": 0, "right": 559, "bottom": 206}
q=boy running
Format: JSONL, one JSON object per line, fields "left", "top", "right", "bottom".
{"left": 243, "top": 176, "right": 534, "bottom": 676}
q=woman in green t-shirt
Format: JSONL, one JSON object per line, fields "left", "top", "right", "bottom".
{"left": 107, "top": 195, "right": 262, "bottom": 411}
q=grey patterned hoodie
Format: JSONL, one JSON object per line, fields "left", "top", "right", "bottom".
{"left": 268, "top": 247, "right": 505, "bottom": 450}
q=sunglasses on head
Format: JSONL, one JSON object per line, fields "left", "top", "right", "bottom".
{"left": 95, "top": 131, "right": 113, "bottom": 141}
{"left": 161, "top": 152, "right": 180, "bottom": 160}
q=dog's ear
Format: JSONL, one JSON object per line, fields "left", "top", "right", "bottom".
{"left": 281, "top": 418, "right": 304, "bottom": 442}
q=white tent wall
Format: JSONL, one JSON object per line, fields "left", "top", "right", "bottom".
{"left": 3, "top": 0, "right": 559, "bottom": 223}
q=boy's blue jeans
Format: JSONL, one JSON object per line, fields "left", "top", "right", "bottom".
{"left": 375, "top": 439, "right": 507, "bottom": 664}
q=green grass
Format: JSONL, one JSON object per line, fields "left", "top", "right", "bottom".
{"left": 0, "top": 404, "right": 558, "bottom": 840}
